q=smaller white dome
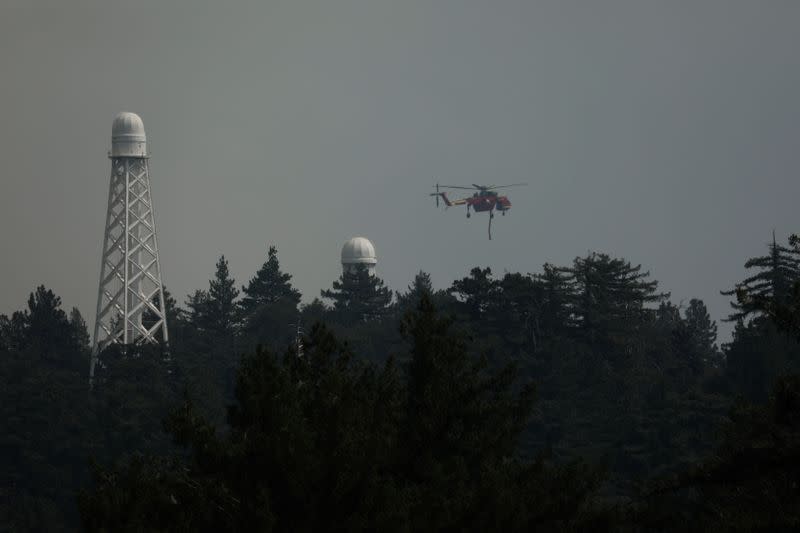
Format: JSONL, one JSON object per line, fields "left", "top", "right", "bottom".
{"left": 111, "top": 111, "right": 147, "bottom": 158}
{"left": 341, "top": 237, "right": 377, "bottom": 266}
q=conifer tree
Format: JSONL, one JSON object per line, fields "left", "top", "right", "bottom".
{"left": 239, "top": 246, "right": 301, "bottom": 319}
{"left": 69, "top": 307, "right": 91, "bottom": 353}
{"left": 568, "top": 253, "right": 668, "bottom": 345}
{"left": 186, "top": 256, "right": 239, "bottom": 342}
{"left": 177, "top": 257, "right": 242, "bottom": 427}
{"left": 684, "top": 298, "right": 719, "bottom": 366}
{"left": 397, "top": 271, "right": 457, "bottom": 318}
{"left": 655, "top": 301, "right": 681, "bottom": 327}
{"left": 749, "top": 233, "right": 800, "bottom": 339}
{"left": 449, "top": 267, "right": 500, "bottom": 321}
{"left": 9, "top": 286, "right": 86, "bottom": 369}
{"left": 722, "top": 235, "right": 800, "bottom": 400}
{"left": 207, "top": 256, "right": 240, "bottom": 339}
{"left": 236, "top": 246, "right": 301, "bottom": 349}
{"left": 0, "top": 287, "right": 101, "bottom": 530}
{"left": 321, "top": 264, "right": 393, "bottom": 324}
{"left": 401, "top": 294, "right": 536, "bottom": 471}
{"left": 396, "top": 270, "right": 434, "bottom": 311}
{"left": 493, "top": 272, "right": 542, "bottom": 353}
{"left": 533, "top": 262, "right": 580, "bottom": 337}
{"left": 185, "top": 288, "right": 208, "bottom": 323}
{"left": 648, "top": 301, "right": 701, "bottom": 378}
{"left": 722, "top": 232, "right": 800, "bottom": 322}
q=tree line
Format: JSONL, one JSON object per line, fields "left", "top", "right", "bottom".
{"left": 1, "top": 235, "right": 800, "bottom": 530}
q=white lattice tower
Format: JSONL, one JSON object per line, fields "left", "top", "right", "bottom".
{"left": 91, "top": 112, "right": 168, "bottom": 378}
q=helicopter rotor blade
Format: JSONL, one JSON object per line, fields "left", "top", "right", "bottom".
{"left": 437, "top": 185, "right": 476, "bottom": 190}
{"left": 485, "top": 182, "right": 529, "bottom": 190}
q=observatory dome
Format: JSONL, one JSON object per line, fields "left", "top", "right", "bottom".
{"left": 341, "top": 237, "right": 377, "bottom": 274}
{"left": 111, "top": 111, "right": 147, "bottom": 158}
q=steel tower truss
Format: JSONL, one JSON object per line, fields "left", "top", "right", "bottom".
{"left": 91, "top": 156, "right": 168, "bottom": 377}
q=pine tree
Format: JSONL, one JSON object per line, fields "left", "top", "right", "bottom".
{"left": 401, "top": 294, "right": 536, "bottom": 468}
{"left": 449, "top": 267, "right": 500, "bottom": 321}
{"left": 240, "top": 246, "right": 301, "bottom": 319}
{"left": 0, "top": 288, "right": 100, "bottom": 529}
{"left": 654, "top": 300, "right": 682, "bottom": 331}
{"left": 185, "top": 289, "right": 209, "bottom": 330}
{"left": 69, "top": 307, "right": 91, "bottom": 353}
{"left": 653, "top": 299, "right": 716, "bottom": 378}
{"left": 722, "top": 232, "right": 800, "bottom": 322}
{"left": 568, "top": 252, "right": 668, "bottom": 346}
{"left": 533, "top": 262, "right": 580, "bottom": 337}
{"left": 185, "top": 257, "right": 239, "bottom": 339}
{"left": 206, "top": 256, "right": 240, "bottom": 339}
{"left": 321, "top": 264, "right": 393, "bottom": 324}
{"left": 179, "top": 258, "right": 242, "bottom": 426}
{"left": 735, "top": 233, "right": 800, "bottom": 340}
{"left": 494, "top": 272, "right": 541, "bottom": 353}
{"left": 683, "top": 298, "right": 719, "bottom": 367}
{"left": 9, "top": 286, "right": 85, "bottom": 369}
{"left": 236, "top": 246, "right": 301, "bottom": 348}
{"left": 722, "top": 235, "right": 800, "bottom": 401}
{"left": 649, "top": 301, "right": 699, "bottom": 379}
{"left": 396, "top": 270, "right": 434, "bottom": 311}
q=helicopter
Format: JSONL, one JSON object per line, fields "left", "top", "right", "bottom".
{"left": 430, "top": 182, "right": 527, "bottom": 240}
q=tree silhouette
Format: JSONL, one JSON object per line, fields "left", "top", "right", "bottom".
{"left": 322, "top": 264, "right": 393, "bottom": 325}
{"left": 722, "top": 232, "right": 800, "bottom": 322}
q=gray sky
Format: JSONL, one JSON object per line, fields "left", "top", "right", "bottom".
{"left": 1, "top": 1, "right": 799, "bottom": 341}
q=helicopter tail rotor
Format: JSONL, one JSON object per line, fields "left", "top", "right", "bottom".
{"left": 429, "top": 183, "right": 440, "bottom": 207}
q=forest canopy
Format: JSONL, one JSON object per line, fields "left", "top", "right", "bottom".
{"left": 2, "top": 237, "right": 800, "bottom": 531}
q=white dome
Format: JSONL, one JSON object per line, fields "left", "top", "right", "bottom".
{"left": 341, "top": 236, "right": 377, "bottom": 266}
{"left": 111, "top": 111, "right": 147, "bottom": 157}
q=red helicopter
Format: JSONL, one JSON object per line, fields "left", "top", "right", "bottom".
{"left": 430, "top": 182, "right": 527, "bottom": 239}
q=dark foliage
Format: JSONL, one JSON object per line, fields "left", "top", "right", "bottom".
{"left": 239, "top": 246, "right": 302, "bottom": 353}
{"left": 79, "top": 297, "right": 607, "bottom": 532}
{"left": 5, "top": 234, "right": 800, "bottom": 530}
{"left": 721, "top": 232, "right": 800, "bottom": 322}
{"left": 322, "top": 264, "right": 393, "bottom": 325}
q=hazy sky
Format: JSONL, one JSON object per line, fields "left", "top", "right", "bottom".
{"left": 1, "top": 1, "right": 799, "bottom": 341}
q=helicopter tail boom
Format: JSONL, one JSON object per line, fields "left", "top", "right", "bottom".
{"left": 430, "top": 191, "right": 467, "bottom": 208}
